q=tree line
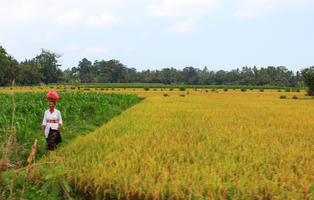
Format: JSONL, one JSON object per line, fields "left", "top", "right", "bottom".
{"left": 0, "top": 46, "right": 313, "bottom": 94}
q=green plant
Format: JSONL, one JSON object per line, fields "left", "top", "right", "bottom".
{"left": 39, "top": 165, "right": 72, "bottom": 199}
{"left": 280, "top": 96, "right": 286, "bottom": 99}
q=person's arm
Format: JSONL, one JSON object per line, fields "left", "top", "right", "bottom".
{"left": 57, "top": 111, "right": 63, "bottom": 132}
{"left": 41, "top": 111, "right": 47, "bottom": 136}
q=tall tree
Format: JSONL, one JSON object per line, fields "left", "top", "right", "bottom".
{"left": 302, "top": 66, "right": 314, "bottom": 96}
{"left": 0, "top": 46, "right": 11, "bottom": 86}
{"left": 35, "top": 49, "right": 62, "bottom": 84}
{"left": 78, "top": 58, "right": 93, "bottom": 83}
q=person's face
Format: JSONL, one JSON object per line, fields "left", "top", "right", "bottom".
{"left": 49, "top": 101, "right": 55, "bottom": 110}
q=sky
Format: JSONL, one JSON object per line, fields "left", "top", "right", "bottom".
{"left": 0, "top": 0, "right": 313, "bottom": 71}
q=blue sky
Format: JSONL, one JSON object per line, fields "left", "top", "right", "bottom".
{"left": 0, "top": 0, "right": 313, "bottom": 71}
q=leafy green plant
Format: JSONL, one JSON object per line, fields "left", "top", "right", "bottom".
{"left": 39, "top": 165, "right": 72, "bottom": 199}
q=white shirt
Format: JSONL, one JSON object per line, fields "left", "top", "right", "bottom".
{"left": 42, "top": 109, "right": 63, "bottom": 138}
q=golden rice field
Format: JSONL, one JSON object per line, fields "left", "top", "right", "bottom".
{"left": 2, "top": 87, "right": 313, "bottom": 199}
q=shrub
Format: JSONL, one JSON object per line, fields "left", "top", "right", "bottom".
{"left": 278, "top": 89, "right": 281, "bottom": 92}
{"left": 260, "top": 89, "right": 264, "bottom": 92}
{"left": 169, "top": 88, "right": 174, "bottom": 91}
{"left": 280, "top": 96, "right": 286, "bottom": 99}
{"left": 285, "top": 89, "right": 291, "bottom": 92}
{"left": 100, "top": 88, "right": 104, "bottom": 91}
{"left": 144, "top": 87, "right": 150, "bottom": 91}
{"left": 211, "top": 89, "right": 216, "bottom": 92}
{"left": 179, "top": 87, "right": 186, "bottom": 91}
{"left": 296, "top": 89, "right": 300, "bottom": 92}
{"left": 205, "top": 90, "right": 208, "bottom": 93}
{"left": 179, "top": 94, "right": 185, "bottom": 97}
{"left": 241, "top": 88, "right": 247, "bottom": 92}
{"left": 153, "top": 88, "right": 157, "bottom": 91}
{"left": 163, "top": 93, "right": 169, "bottom": 97}
{"left": 224, "top": 88, "right": 228, "bottom": 92}
{"left": 292, "top": 95, "right": 298, "bottom": 99}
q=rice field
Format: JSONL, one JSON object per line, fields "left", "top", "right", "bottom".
{"left": 20, "top": 88, "right": 314, "bottom": 199}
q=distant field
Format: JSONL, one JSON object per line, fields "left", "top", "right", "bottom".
{"left": 0, "top": 83, "right": 305, "bottom": 90}
{"left": 72, "top": 83, "right": 306, "bottom": 90}
{"left": 20, "top": 88, "right": 313, "bottom": 199}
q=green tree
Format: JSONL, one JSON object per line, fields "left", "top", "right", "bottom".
{"left": 35, "top": 49, "right": 62, "bottom": 84}
{"left": 17, "top": 60, "right": 43, "bottom": 85}
{"left": 0, "top": 46, "right": 11, "bottom": 86}
{"left": 302, "top": 66, "right": 314, "bottom": 96}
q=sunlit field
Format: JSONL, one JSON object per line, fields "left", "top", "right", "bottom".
{"left": 7, "top": 86, "right": 310, "bottom": 199}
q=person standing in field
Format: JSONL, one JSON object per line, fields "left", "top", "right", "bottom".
{"left": 41, "top": 100, "right": 62, "bottom": 150}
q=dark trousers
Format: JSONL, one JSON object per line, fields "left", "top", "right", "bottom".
{"left": 46, "top": 128, "right": 62, "bottom": 151}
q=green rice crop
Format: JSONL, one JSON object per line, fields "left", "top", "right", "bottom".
{"left": 0, "top": 92, "right": 139, "bottom": 164}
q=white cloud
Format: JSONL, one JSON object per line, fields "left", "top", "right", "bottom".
{"left": 148, "top": 0, "right": 220, "bottom": 17}
{"left": 126, "top": 47, "right": 136, "bottom": 52}
{"left": 166, "top": 19, "right": 196, "bottom": 33}
{"left": 30, "top": 31, "right": 58, "bottom": 42}
{"left": 86, "top": 14, "right": 118, "bottom": 27}
{"left": 85, "top": 46, "right": 109, "bottom": 54}
{"left": 234, "top": 0, "right": 314, "bottom": 19}
{"left": 64, "top": 44, "right": 80, "bottom": 52}
{"left": 54, "top": 10, "right": 84, "bottom": 26}
{"left": 0, "top": 0, "right": 125, "bottom": 25}
{"left": 148, "top": 0, "right": 220, "bottom": 33}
